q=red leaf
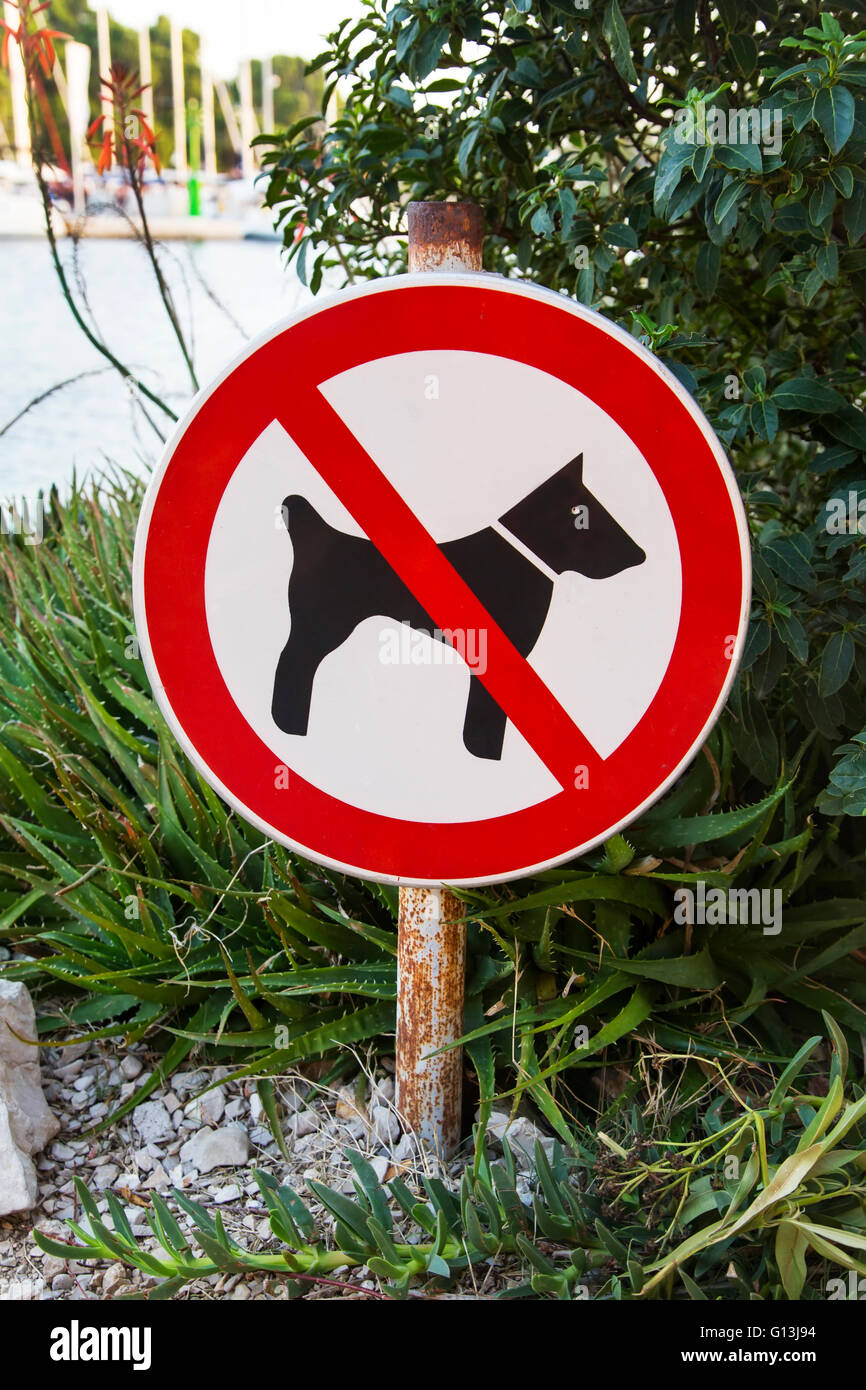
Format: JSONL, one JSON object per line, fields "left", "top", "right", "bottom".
{"left": 97, "top": 131, "right": 113, "bottom": 175}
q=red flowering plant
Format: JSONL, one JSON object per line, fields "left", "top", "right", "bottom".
{"left": 2, "top": 0, "right": 191, "bottom": 416}
{"left": 86, "top": 62, "right": 197, "bottom": 391}
{"left": 87, "top": 62, "right": 162, "bottom": 177}
{"left": 0, "top": 0, "right": 67, "bottom": 79}
{"left": 1, "top": 0, "right": 70, "bottom": 169}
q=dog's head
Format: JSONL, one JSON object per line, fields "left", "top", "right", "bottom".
{"left": 499, "top": 453, "right": 646, "bottom": 579}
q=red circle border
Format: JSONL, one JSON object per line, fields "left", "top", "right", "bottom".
{"left": 135, "top": 278, "right": 749, "bottom": 885}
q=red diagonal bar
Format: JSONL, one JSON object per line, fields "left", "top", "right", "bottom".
{"left": 278, "top": 385, "right": 604, "bottom": 793}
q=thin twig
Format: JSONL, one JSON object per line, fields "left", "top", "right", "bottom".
{"left": 18, "top": 34, "right": 177, "bottom": 422}
{"left": 0, "top": 367, "right": 113, "bottom": 438}
{"left": 123, "top": 133, "right": 199, "bottom": 392}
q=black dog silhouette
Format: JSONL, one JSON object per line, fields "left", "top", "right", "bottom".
{"left": 272, "top": 453, "right": 645, "bottom": 760}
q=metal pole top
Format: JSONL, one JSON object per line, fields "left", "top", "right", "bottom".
{"left": 407, "top": 200, "right": 483, "bottom": 273}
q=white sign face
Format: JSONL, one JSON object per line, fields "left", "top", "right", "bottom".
{"left": 205, "top": 354, "right": 681, "bottom": 823}
{"left": 134, "top": 273, "right": 750, "bottom": 886}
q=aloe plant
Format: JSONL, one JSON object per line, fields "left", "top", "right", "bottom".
{"left": 1, "top": 475, "right": 865, "bottom": 1143}
{"left": 35, "top": 1037, "right": 866, "bottom": 1301}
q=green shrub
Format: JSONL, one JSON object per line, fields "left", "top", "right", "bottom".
{"left": 1, "top": 1, "right": 865, "bottom": 1146}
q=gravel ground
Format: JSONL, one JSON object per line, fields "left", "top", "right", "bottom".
{"left": 0, "top": 1037, "right": 532, "bottom": 1301}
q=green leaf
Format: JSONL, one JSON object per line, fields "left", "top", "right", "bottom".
{"left": 714, "top": 180, "right": 747, "bottom": 225}
{"left": 457, "top": 124, "right": 481, "bottom": 178}
{"left": 605, "top": 946, "right": 722, "bottom": 989}
{"left": 749, "top": 398, "right": 779, "bottom": 442}
{"left": 813, "top": 85, "right": 856, "bottom": 154}
{"left": 695, "top": 242, "right": 720, "bottom": 297}
{"left": 775, "top": 1220, "right": 808, "bottom": 1298}
{"left": 775, "top": 610, "right": 808, "bottom": 663}
{"left": 809, "top": 178, "right": 835, "bottom": 227}
{"left": 715, "top": 143, "right": 762, "bottom": 174}
{"left": 844, "top": 181, "right": 866, "bottom": 244}
{"left": 769, "top": 1035, "right": 822, "bottom": 1105}
{"left": 820, "top": 631, "right": 855, "bottom": 697}
{"left": 654, "top": 133, "right": 694, "bottom": 213}
{"left": 603, "top": 0, "right": 638, "bottom": 85}
{"left": 603, "top": 221, "right": 638, "bottom": 249}
{"left": 461, "top": 875, "right": 666, "bottom": 922}
{"left": 413, "top": 23, "right": 449, "bottom": 80}
{"left": 635, "top": 778, "right": 791, "bottom": 852}
{"left": 728, "top": 33, "right": 758, "bottom": 76}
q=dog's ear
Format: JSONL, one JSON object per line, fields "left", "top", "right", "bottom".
{"left": 565, "top": 453, "right": 584, "bottom": 485}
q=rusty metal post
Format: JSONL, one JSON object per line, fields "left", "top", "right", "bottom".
{"left": 396, "top": 886, "right": 467, "bottom": 1158}
{"left": 395, "top": 202, "right": 482, "bottom": 1159}
{"left": 407, "top": 201, "right": 483, "bottom": 273}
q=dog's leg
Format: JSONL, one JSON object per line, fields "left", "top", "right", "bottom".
{"left": 272, "top": 623, "right": 332, "bottom": 736}
{"left": 462, "top": 675, "right": 508, "bottom": 760}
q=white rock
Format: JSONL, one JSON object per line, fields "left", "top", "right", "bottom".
{"left": 179, "top": 1124, "right": 249, "bottom": 1173}
{"left": 184, "top": 1084, "right": 226, "bottom": 1127}
{"left": 281, "top": 1086, "right": 307, "bottom": 1115}
{"left": 102, "top": 1264, "right": 127, "bottom": 1296}
{"left": 393, "top": 1133, "right": 417, "bottom": 1165}
{"left": 50, "top": 1142, "right": 75, "bottom": 1162}
{"left": 0, "top": 980, "right": 60, "bottom": 1155}
{"left": 120, "top": 1055, "right": 143, "bottom": 1080}
{"left": 485, "top": 1112, "right": 555, "bottom": 1170}
{"left": 92, "top": 1164, "right": 120, "bottom": 1190}
{"left": 371, "top": 1104, "right": 400, "bottom": 1146}
{"left": 374, "top": 1076, "right": 395, "bottom": 1104}
{"left": 249, "top": 1091, "right": 265, "bottom": 1125}
{"left": 133, "top": 1146, "right": 155, "bottom": 1173}
{"left": 213, "top": 1183, "right": 241, "bottom": 1204}
{"left": 132, "top": 1100, "right": 174, "bottom": 1144}
{"left": 173, "top": 1069, "right": 208, "bottom": 1098}
{"left": 143, "top": 1163, "right": 171, "bottom": 1190}
{"left": 286, "top": 1110, "right": 317, "bottom": 1139}
{"left": 224, "top": 1098, "right": 245, "bottom": 1121}
{"left": 368, "top": 1155, "right": 390, "bottom": 1183}
{"left": 0, "top": 1098, "right": 38, "bottom": 1214}
{"left": 73, "top": 1071, "right": 95, "bottom": 1092}
{"left": 55, "top": 1059, "right": 85, "bottom": 1081}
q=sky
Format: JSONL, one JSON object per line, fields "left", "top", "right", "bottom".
{"left": 89, "top": 0, "right": 366, "bottom": 75}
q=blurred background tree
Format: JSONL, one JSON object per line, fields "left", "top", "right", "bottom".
{"left": 0, "top": 0, "right": 324, "bottom": 171}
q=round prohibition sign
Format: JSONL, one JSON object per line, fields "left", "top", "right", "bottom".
{"left": 133, "top": 273, "right": 751, "bottom": 886}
